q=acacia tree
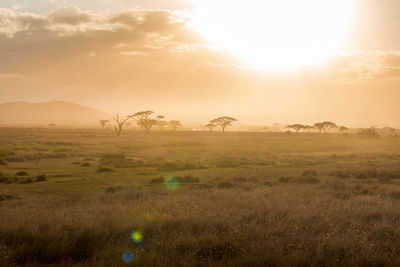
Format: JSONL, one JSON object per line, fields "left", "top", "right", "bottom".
{"left": 206, "top": 123, "right": 217, "bottom": 132}
{"left": 339, "top": 126, "right": 349, "bottom": 132}
{"left": 322, "top": 121, "right": 337, "bottom": 132}
{"left": 129, "top": 110, "right": 157, "bottom": 134}
{"left": 99, "top": 120, "right": 109, "bottom": 129}
{"left": 113, "top": 114, "right": 130, "bottom": 136}
{"left": 156, "top": 115, "right": 168, "bottom": 130}
{"left": 303, "top": 125, "right": 313, "bottom": 133}
{"left": 313, "top": 122, "right": 325, "bottom": 134}
{"left": 169, "top": 120, "right": 182, "bottom": 131}
{"left": 287, "top": 124, "right": 304, "bottom": 133}
{"left": 210, "top": 116, "right": 237, "bottom": 133}
{"left": 138, "top": 118, "right": 157, "bottom": 134}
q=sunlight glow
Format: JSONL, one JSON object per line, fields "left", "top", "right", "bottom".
{"left": 191, "top": 0, "right": 355, "bottom": 70}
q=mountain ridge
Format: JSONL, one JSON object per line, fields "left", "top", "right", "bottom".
{"left": 0, "top": 100, "right": 112, "bottom": 125}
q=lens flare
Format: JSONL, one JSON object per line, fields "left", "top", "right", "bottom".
{"left": 122, "top": 252, "right": 133, "bottom": 263}
{"left": 165, "top": 176, "right": 179, "bottom": 190}
{"left": 130, "top": 230, "right": 144, "bottom": 244}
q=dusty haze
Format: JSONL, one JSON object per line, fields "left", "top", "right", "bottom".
{"left": 1, "top": 0, "right": 400, "bottom": 127}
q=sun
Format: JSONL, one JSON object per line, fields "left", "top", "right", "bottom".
{"left": 191, "top": 0, "right": 355, "bottom": 70}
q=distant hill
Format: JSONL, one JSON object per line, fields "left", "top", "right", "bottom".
{"left": 0, "top": 101, "right": 112, "bottom": 126}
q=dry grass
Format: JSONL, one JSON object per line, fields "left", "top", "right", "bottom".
{"left": 1, "top": 128, "right": 400, "bottom": 266}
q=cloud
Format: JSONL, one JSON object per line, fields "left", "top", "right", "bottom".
{"left": 319, "top": 51, "right": 400, "bottom": 81}
{"left": 48, "top": 5, "right": 90, "bottom": 25}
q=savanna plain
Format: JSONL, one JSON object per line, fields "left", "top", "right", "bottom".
{"left": 1, "top": 128, "right": 400, "bottom": 266}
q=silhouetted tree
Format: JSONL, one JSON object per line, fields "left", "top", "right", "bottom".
{"left": 113, "top": 114, "right": 129, "bottom": 136}
{"left": 129, "top": 110, "right": 156, "bottom": 134}
{"left": 210, "top": 116, "right": 237, "bottom": 132}
{"left": 99, "top": 120, "right": 109, "bottom": 129}
{"left": 169, "top": 120, "right": 182, "bottom": 131}
{"left": 156, "top": 115, "right": 168, "bottom": 130}
{"left": 339, "top": 126, "right": 348, "bottom": 132}
{"left": 287, "top": 124, "right": 304, "bottom": 133}
{"left": 129, "top": 110, "right": 154, "bottom": 121}
{"left": 138, "top": 118, "right": 157, "bottom": 134}
{"left": 206, "top": 123, "right": 217, "bottom": 132}
{"left": 322, "top": 121, "right": 337, "bottom": 133}
{"left": 314, "top": 122, "right": 324, "bottom": 134}
{"left": 304, "top": 125, "right": 313, "bottom": 133}
{"left": 358, "top": 127, "right": 379, "bottom": 138}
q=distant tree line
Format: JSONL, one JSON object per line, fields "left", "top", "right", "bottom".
{"left": 100, "top": 111, "right": 182, "bottom": 136}
{"left": 286, "top": 121, "right": 348, "bottom": 134}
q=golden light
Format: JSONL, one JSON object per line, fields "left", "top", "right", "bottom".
{"left": 191, "top": 0, "right": 355, "bottom": 70}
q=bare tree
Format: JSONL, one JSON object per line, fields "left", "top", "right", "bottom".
{"left": 169, "top": 120, "right": 182, "bottom": 131}
{"left": 210, "top": 116, "right": 237, "bottom": 133}
{"left": 113, "top": 114, "right": 130, "bottom": 136}
{"left": 99, "top": 120, "right": 109, "bottom": 129}
{"left": 287, "top": 124, "right": 304, "bottom": 133}
{"left": 206, "top": 123, "right": 217, "bottom": 132}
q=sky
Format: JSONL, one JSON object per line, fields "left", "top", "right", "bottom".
{"left": 1, "top": 0, "right": 400, "bottom": 127}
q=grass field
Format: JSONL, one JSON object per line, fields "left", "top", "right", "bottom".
{"left": 1, "top": 128, "right": 400, "bottom": 266}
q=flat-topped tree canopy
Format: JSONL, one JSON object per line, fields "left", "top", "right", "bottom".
{"left": 129, "top": 110, "right": 154, "bottom": 121}
{"left": 210, "top": 116, "right": 237, "bottom": 132}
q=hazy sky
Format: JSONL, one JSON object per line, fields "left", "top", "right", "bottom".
{"left": 1, "top": 0, "right": 400, "bottom": 126}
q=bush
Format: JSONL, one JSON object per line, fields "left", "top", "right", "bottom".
{"left": 358, "top": 128, "right": 379, "bottom": 138}
{"left": 0, "top": 156, "right": 7, "bottom": 165}
{"left": 96, "top": 167, "right": 114, "bottom": 173}
{"left": 302, "top": 169, "right": 318, "bottom": 176}
{"left": 217, "top": 182, "right": 235, "bottom": 189}
{"left": 18, "top": 178, "right": 33, "bottom": 184}
{"left": 278, "top": 176, "right": 292, "bottom": 183}
{"left": 0, "top": 194, "right": 14, "bottom": 201}
{"left": 15, "top": 171, "right": 29, "bottom": 176}
{"left": 80, "top": 163, "right": 90, "bottom": 167}
{"left": 35, "top": 174, "right": 47, "bottom": 182}
{"left": 105, "top": 186, "right": 119, "bottom": 193}
{"left": 178, "top": 175, "right": 199, "bottom": 183}
{"left": 150, "top": 177, "right": 165, "bottom": 184}
{"left": 158, "top": 162, "right": 197, "bottom": 171}
{"left": 294, "top": 177, "right": 321, "bottom": 184}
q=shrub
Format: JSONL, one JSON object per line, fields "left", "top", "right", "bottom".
{"left": 217, "top": 182, "right": 234, "bottom": 189}
{"left": 0, "top": 194, "right": 14, "bottom": 201}
{"left": 15, "top": 171, "right": 29, "bottom": 176}
{"left": 389, "top": 191, "right": 400, "bottom": 200}
{"left": 302, "top": 169, "right": 318, "bottom": 176}
{"left": 278, "top": 176, "right": 292, "bottom": 183}
{"left": 294, "top": 177, "right": 321, "bottom": 184}
{"left": 232, "top": 176, "right": 248, "bottom": 183}
{"left": 150, "top": 177, "right": 165, "bottom": 184}
{"left": 329, "top": 170, "right": 349, "bottom": 179}
{"left": 80, "top": 163, "right": 90, "bottom": 167}
{"left": 35, "top": 174, "right": 47, "bottom": 182}
{"left": 0, "top": 156, "right": 7, "bottom": 165}
{"left": 18, "top": 178, "right": 33, "bottom": 184}
{"left": 158, "top": 162, "right": 196, "bottom": 171}
{"left": 358, "top": 128, "right": 379, "bottom": 138}
{"left": 105, "top": 186, "right": 119, "bottom": 193}
{"left": 96, "top": 167, "right": 114, "bottom": 173}
{"left": 178, "top": 175, "right": 199, "bottom": 183}
{"left": 355, "top": 173, "right": 368, "bottom": 179}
